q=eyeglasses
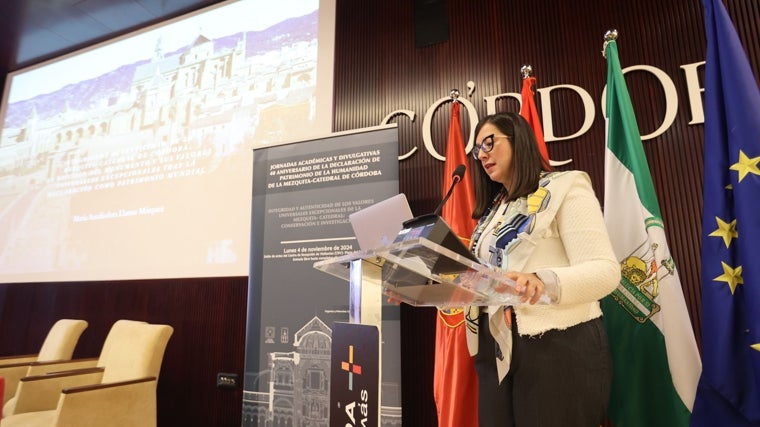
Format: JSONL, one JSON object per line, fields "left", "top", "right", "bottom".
{"left": 472, "top": 134, "right": 509, "bottom": 159}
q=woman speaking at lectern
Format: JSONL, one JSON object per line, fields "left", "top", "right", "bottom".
{"left": 464, "top": 112, "right": 620, "bottom": 427}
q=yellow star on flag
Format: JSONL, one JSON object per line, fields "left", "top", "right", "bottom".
{"left": 714, "top": 261, "right": 743, "bottom": 294}
{"left": 752, "top": 343, "right": 760, "bottom": 352}
{"left": 729, "top": 150, "right": 760, "bottom": 182}
{"left": 709, "top": 216, "right": 738, "bottom": 248}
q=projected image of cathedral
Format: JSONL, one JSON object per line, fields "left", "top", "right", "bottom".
{"left": 1, "top": 11, "right": 319, "bottom": 168}
{"left": 0, "top": 11, "right": 319, "bottom": 278}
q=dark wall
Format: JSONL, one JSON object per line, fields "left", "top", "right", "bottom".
{"left": 0, "top": 1, "right": 758, "bottom": 426}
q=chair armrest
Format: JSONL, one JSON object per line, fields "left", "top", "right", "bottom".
{"left": 0, "top": 354, "right": 38, "bottom": 365}
{"left": 0, "top": 357, "right": 98, "bottom": 404}
{"left": 26, "top": 357, "right": 99, "bottom": 375}
{"left": 62, "top": 376, "right": 156, "bottom": 393}
{"left": 55, "top": 377, "right": 159, "bottom": 427}
{"left": 13, "top": 367, "right": 105, "bottom": 414}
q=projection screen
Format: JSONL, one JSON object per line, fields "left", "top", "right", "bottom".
{"left": 0, "top": 0, "right": 336, "bottom": 283}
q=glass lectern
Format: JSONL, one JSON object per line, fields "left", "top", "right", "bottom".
{"left": 314, "top": 237, "right": 558, "bottom": 323}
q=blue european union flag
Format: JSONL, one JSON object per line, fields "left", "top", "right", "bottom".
{"left": 691, "top": 0, "right": 760, "bottom": 426}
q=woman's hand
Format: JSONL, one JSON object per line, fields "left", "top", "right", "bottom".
{"left": 505, "top": 271, "right": 545, "bottom": 304}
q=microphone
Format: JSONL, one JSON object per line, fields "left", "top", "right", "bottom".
{"left": 433, "top": 164, "right": 466, "bottom": 216}
{"left": 389, "top": 162, "right": 478, "bottom": 283}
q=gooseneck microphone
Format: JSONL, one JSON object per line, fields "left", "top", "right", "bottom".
{"left": 432, "top": 164, "right": 466, "bottom": 216}
{"left": 390, "top": 162, "right": 478, "bottom": 282}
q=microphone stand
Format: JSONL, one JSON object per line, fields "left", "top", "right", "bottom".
{"left": 433, "top": 176, "right": 461, "bottom": 217}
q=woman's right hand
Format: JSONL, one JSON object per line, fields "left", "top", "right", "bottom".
{"left": 504, "top": 271, "right": 546, "bottom": 304}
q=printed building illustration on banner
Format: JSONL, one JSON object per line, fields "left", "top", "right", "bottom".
{"left": 241, "top": 316, "right": 401, "bottom": 426}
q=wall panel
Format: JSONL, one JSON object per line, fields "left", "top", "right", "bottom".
{"left": 333, "top": 0, "right": 758, "bottom": 425}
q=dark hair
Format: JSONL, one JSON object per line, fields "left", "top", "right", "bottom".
{"left": 471, "top": 112, "right": 549, "bottom": 218}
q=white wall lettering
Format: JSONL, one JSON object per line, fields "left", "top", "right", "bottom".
{"left": 381, "top": 61, "right": 707, "bottom": 160}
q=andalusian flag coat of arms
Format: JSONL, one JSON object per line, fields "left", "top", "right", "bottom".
{"left": 600, "top": 30, "right": 702, "bottom": 427}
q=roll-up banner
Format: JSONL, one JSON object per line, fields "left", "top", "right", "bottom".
{"left": 243, "top": 125, "right": 402, "bottom": 426}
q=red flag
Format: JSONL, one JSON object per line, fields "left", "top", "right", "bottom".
{"left": 520, "top": 76, "right": 551, "bottom": 171}
{"left": 434, "top": 100, "right": 478, "bottom": 427}
{"left": 440, "top": 101, "right": 476, "bottom": 241}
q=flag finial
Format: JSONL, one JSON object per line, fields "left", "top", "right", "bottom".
{"left": 450, "top": 89, "right": 460, "bottom": 102}
{"left": 521, "top": 64, "right": 533, "bottom": 80}
{"left": 602, "top": 29, "right": 618, "bottom": 58}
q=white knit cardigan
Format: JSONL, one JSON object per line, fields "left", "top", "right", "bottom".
{"left": 465, "top": 170, "right": 621, "bottom": 382}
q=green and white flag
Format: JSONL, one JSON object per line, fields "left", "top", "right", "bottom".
{"left": 601, "top": 33, "right": 701, "bottom": 427}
